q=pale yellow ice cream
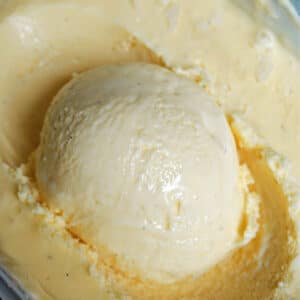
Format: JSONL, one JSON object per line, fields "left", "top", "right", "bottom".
{"left": 35, "top": 63, "right": 243, "bottom": 283}
{"left": 0, "top": 0, "right": 300, "bottom": 299}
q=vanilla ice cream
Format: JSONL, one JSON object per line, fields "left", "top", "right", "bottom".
{"left": 35, "top": 63, "right": 243, "bottom": 282}
{"left": 0, "top": 1, "right": 300, "bottom": 299}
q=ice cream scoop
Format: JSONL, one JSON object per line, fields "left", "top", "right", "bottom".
{"left": 35, "top": 63, "right": 243, "bottom": 283}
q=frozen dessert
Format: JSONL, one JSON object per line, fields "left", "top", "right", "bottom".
{"left": 35, "top": 63, "right": 243, "bottom": 283}
{"left": 0, "top": 0, "right": 300, "bottom": 299}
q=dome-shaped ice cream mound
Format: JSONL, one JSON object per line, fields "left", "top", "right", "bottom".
{"left": 35, "top": 63, "right": 243, "bottom": 283}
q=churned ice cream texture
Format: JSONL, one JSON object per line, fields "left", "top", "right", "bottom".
{"left": 35, "top": 63, "right": 243, "bottom": 282}
{"left": 0, "top": 0, "right": 300, "bottom": 299}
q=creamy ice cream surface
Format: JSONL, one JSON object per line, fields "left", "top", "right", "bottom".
{"left": 35, "top": 63, "right": 243, "bottom": 283}
{"left": 0, "top": 0, "right": 300, "bottom": 299}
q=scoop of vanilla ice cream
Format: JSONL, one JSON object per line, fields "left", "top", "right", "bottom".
{"left": 36, "top": 63, "right": 243, "bottom": 282}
